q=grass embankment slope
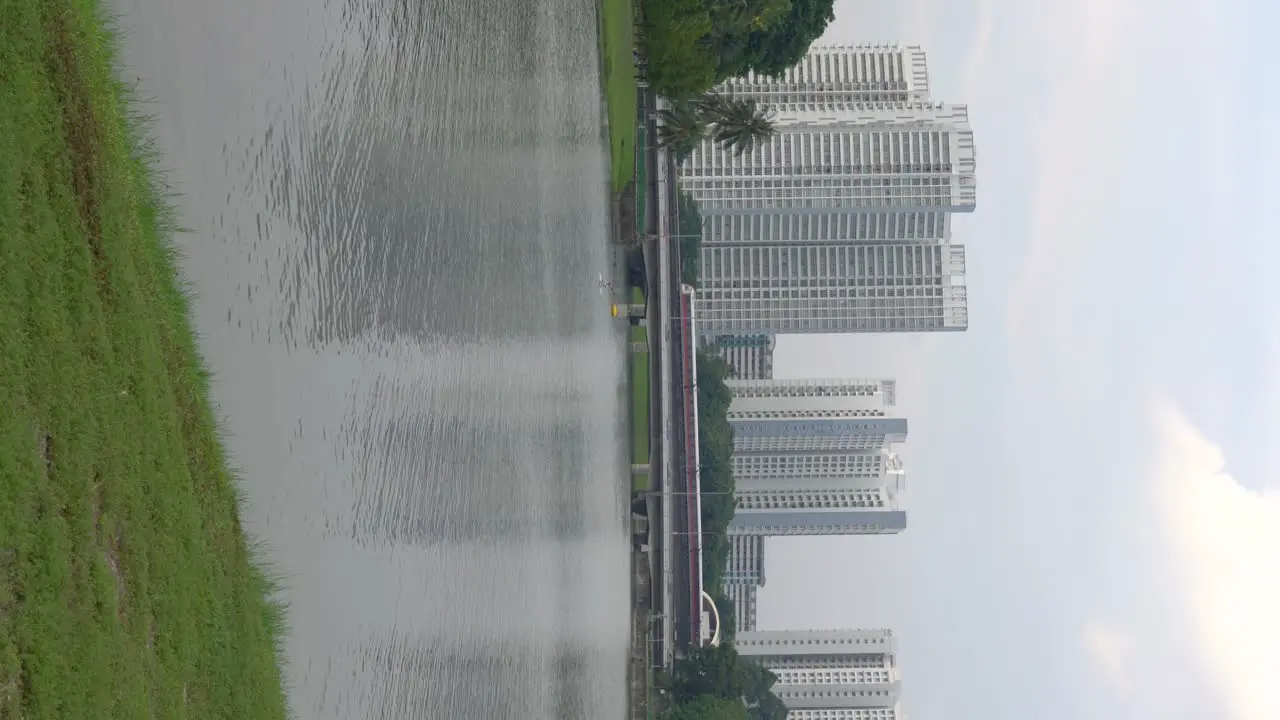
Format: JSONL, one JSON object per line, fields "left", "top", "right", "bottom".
{"left": 598, "top": 0, "right": 637, "bottom": 193}
{"left": 629, "top": 321, "right": 651, "bottom": 490}
{"left": 0, "top": 1, "right": 289, "bottom": 717}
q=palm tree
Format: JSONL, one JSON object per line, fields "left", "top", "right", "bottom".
{"left": 656, "top": 100, "right": 709, "bottom": 161}
{"left": 698, "top": 93, "right": 775, "bottom": 157}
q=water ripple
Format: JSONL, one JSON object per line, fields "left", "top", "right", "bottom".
{"left": 108, "top": 0, "right": 627, "bottom": 715}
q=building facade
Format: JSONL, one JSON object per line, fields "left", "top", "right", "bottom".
{"left": 702, "top": 210, "right": 951, "bottom": 246}
{"left": 679, "top": 44, "right": 977, "bottom": 339}
{"left": 732, "top": 418, "right": 908, "bottom": 454}
{"left": 786, "top": 706, "right": 902, "bottom": 720}
{"left": 737, "top": 629, "right": 902, "bottom": 711}
{"left": 716, "top": 44, "right": 933, "bottom": 110}
{"left": 682, "top": 103, "right": 977, "bottom": 216}
{"left": 729, "top": 468, "right": 907, "bottom": 537}
{"left": 732, "top": 449, "right": 904, "bottom": 490}
{"left": 696, "top": 241, "right": 969, "bottom": 336}
{"left": 727, "top": 378, "right": 897, "bottom": 420}
{"left": 710, "top": 334, "right": 777, "bottom": 380}
{"left": 727, "top": 507, "right": 906, "bottom": 537}
{"left": 726, "top": 584, "right": 759, "bottom": 633}
{"left": 724, "top": 535, "right": 767, "bottom": 585}
{"left": 736, "top": 486, "right": 896, "bottom": 514}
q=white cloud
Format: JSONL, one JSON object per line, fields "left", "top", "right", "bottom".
{"left": 1150, "top": 400, "right": 1280, "bottom": 720}
{"left": 1082, "top": 621, "right": 1138, "bottom": 694}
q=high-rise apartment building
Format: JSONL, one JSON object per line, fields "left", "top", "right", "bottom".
{"left": 727, "top": 378, "right": 907, "bottom": 489}
{"left": 683, "top": 103, "right": 977, "bottom": 216}
{"left": 680, "top": 44, "right": 977, "bottom": 338}
{"left": 703, "top": 210, "right": 951, "bottom": 246}
{"left": 726, "top": 584, "right": 759, "bottom": 633}
{"left": 717, "top": 44, "right": 933, "bottom": 108}
{"left": 724, "top": 535, "right": 767, "bottom": 585}
{"left": 728, "top": 491, "right": 905, "bottom": 536}
{"left": 710, "top": 334, "right": 776, "bottom": 380}
{"left": 696, "top": 240, "right": 969, "bottom": 335}
{"left": 737, "top": 629, "right": 902, "bottom": 711}
{"left": 733, "top": 448, "right": 904, "bottom": 490}
{"left": 787, "top": 706, "right": 903, "bottom": 720}
{"left": 727, "top": 378, "right": 897, "bottom": 419}
{"left": 732, "top": 417, "right": 908, "bottom": 454}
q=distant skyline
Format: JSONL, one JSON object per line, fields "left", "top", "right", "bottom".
{"left": 757, "top": 1, "right": 1280, "bottom": 719}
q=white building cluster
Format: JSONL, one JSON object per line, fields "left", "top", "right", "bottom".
{"left": 726, "top": 377, "right": 908, "bottom": 539}
{"left": 677, "top": 43, "right": 980, "bottom": 720}
{"left": 737, "top": 629, "right": 905, "bottom": 720}
{"left": 686, "top": 43, "right": 976, "bottom": 338}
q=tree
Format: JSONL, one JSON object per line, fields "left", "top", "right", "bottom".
{"left": 672, "top": 643, "right": 779, "bottom": 704}
{"left": 642, "top": 0, "right": 719, "bottom": 97}
{"left": 694, "top": 349, "right": 735, "bottom": 586}
{"left": 748, "top": 693, "right": 790, "bottom": 720}
{"left": 642, "top": 0, "right": 837, "bottom": 97}
{"left": 664, "top": 694, "right": 748, "bottom": 720}
{"left": 724, "top": 0, "right": 837, "bottom": 79}
{"left": 669, "top": 644, "right": 787, "bottom": 719}
{"left": 657, "top": 101, "right": 710, "bottom": 161}
{"left": 672, "top": 644, "right": 751, "bottom": 701}
{"left": 712, "top": 591, "right": 738, "bottom": 644}
{"left": 699, "top": 94, "right": 776, "bottom": 156}
{"left": 676, "top": 186, "right": 703, "bottom": 285}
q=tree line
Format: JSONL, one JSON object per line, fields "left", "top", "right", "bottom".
{"left": 695, "top": 350, "right": 733, "bottom": 598}
{"left": 661, "top": 644, "right": 790, "bottom": 719}
{"left": 640, "top": 0, "right": 837, "bottom": 99}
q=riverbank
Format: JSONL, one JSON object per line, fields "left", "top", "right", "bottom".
{"left": 598, "top": 0, "right": 638, "bottom": 195}
{"left": 0, "top": 1, "right": 290, "bottom": 717}
{"left": 597, "top": 2, "right": 660, "bottom": 718}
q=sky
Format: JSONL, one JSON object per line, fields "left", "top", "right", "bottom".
{"left": 757, "top": 0, "right": 1280, "bottom": 718}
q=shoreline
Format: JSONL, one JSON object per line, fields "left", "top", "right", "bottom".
{"left": 595, "top": 1, "right": 660, "bottom": 718}
{"left": 0, "top": 0, "right": 289, "bottom": 716}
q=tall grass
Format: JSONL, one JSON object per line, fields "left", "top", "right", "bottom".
{"left": 0, "top": 0, "right": 291, "bottom": 716}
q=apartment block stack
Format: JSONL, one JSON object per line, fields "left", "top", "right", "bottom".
{"left": 683, "top": 44, "right": 975, "bottom": 338}
{"left": 721, "top": 377, "right": 906, "bottom": 633}
{"left": 737, "top": 629, "right": 905, "bottom": 720}
{"left": 679, "top": 44, "right": 979, "bottom": 720}
{"left": 710, "top": 333, "right": 777, "bottom": 380}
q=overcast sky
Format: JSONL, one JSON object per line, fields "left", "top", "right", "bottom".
{"left": 757, "top": 0, "right": 1280, "bottom": 718}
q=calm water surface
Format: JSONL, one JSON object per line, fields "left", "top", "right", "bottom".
{"left": 110, "top": 0, "right": 630, "bottom": 717}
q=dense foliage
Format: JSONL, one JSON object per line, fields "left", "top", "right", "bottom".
{"left": 665, "top": 695, "right": 747, "bottom": 720}
{"left": 641, "top": 0, "right": 837, "bottom": 97}
{"left": 662, "top": 645, "right": 789, "bottom": 719}
{"left": 696, "top": 351, "right": 734, "bottom": 596}
{"left": 660, "top": 94, "right": 777, "bottom": 162}
{"left": 678, "top": 186, "right": 703, "bottom": 286}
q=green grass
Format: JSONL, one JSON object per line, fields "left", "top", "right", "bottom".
{"left": 599, "top": 0, "right": 638, "bottom": 194}
{"left": 0, "top": 0, "right": 289, "bottom": 717}
{"left": 628, "top": 325, "right": 650, "bottom": 489}
{"left": 634, "top": 123, "right": 649, "bottom": 234}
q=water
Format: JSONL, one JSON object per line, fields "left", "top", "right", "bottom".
{"left": 109, "top": 0, "right": 631, "bottom": 717}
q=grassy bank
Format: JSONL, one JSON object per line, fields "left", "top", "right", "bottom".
{"left": 598, "top": 0, "right": 638, "bottom": 193}
{"left": 628, "top": 323, "right": 651, "bottom": 490}
{"left": 0, "top": 1, "right": 289, "bottom": 718}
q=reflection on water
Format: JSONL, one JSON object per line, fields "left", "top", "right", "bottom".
{"left": 109, "top": 0, "right": 628, "bottom": 716}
